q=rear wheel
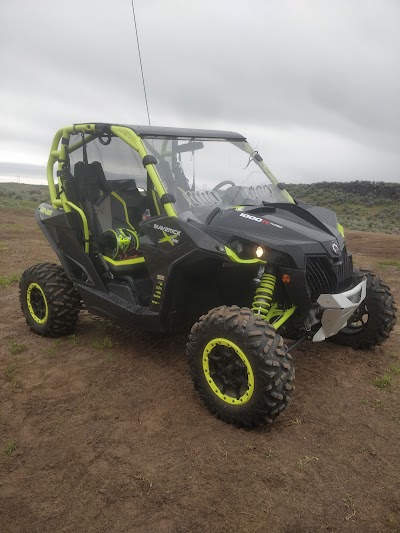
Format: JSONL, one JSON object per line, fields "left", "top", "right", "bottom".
{"left": 20, "top": 263, "right": 80, "bottom": 337}
{"left": 330, "top": 268, "right": 397, "bottom": 349}
{"left": 186, "top": 306, "right": 294, "bottom": 428}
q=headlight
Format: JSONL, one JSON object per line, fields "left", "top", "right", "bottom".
{"left": 227, "top": 238, "right": 292, "bottom": 266}
{"left": 255, "top": 246, "right": 264, "bottom": 258}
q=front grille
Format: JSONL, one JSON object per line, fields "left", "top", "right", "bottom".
{"left": 306, "top": 251, "right": 353, "bottom": 302}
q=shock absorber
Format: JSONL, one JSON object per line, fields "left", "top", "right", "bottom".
{"left": 251, "top": 266, "right": 277, "bottom": 320}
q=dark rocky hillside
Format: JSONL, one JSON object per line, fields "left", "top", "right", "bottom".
{"left": 287, "top": 181, "right": 400, "bottom": 234}
{"left": 1, "top": 180, "right": 399, "bottom": 234}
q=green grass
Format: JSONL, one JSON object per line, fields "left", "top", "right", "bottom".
{"left": 361, "top": 398, "right": 383, "bottom": 409}
{"left": 374, "top": 374, "right": 392, "bottom": 388}
{"left": 4, "top": 364, "right": 20, "bottom": 389}
{"left": 296, "top": 455, "right": 319, "bottom": 469}
{"left": 9, "top": 340, "right": 27, "bottom": 355}
{"left": 68, "top": 334, "right": 81, "bottom": 346}
{"left": 342, "top": 493, "right": 357, "bottom": 521}
{"left": 0, "top": 182, "right": 49, "bottom": 210}
{"left": 0, "top": 197, "right": 39, "bottom": 209}
{"left": 386, "top": 512, "right": 397, "bottom": 528}
{"left": 4, "top": 362, "right": 18, "bottom": 381}
{"left": 0, "top": 273, "right": 20, "bottom": 288}
{"left": 4, "top": 440, "right": 17, "bottom": 456}
{"left": 2, "top": 223, "right": 26, "bottom": 231}
{"left": 374, "top": 365, "right": 400, "bottom": 389}
{"left": 377, "top": 260, "right": 400, "bottom": 268}
{"left": 389, "top": 365, "right": 400, "bottom": 375}
{"left": 93, "top": 336, "right": 113, "bottom": 350}
{"left": 45, "top": 339, "right": 62, "bottom": 356}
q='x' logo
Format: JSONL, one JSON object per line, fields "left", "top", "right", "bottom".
{"left": 158, "top": 231, "right": 176, "bottom": 246}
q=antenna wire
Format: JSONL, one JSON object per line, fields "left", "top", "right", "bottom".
{"left": 130, "top": 0, "right": 151, "bottom": 125}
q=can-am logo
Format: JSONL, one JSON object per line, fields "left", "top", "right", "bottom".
{"left": 239, "top": 212, "right": 283, "bottom": 229}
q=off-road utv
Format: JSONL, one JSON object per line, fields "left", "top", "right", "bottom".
{"left": 20, "top": 123, "right": 397, "bottom": 428}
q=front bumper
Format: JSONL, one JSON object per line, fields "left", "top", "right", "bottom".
{"left": 313, "top": 279, "right": 367, "bottom": 342}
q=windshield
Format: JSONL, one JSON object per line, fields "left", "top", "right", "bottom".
{"left": 142, "top": 137, "right": 290, "bottom": 223}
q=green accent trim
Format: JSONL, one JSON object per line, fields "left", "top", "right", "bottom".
{"left": 103, "top": 255, "right": 145, "bottom": 266}
{"left": 110, "top": 191, "right": 135, "bottom": 230}
{"left": 104, "top": 228, "right": 139, "bottom": 259}
{"left": 251, "top": 273, "right": 276, "bottom": 319}
{"left": 225, "top": 246, "right": 266, "bottom": 264}
{"left": 158, "top": 232, "right": 176, "bottom": 246}
{"left": 66, "top": 201, "right": 90, "bottom": 253}
{"left": 47, "top": 124, "right": 98, "bottom": 211}
{"left": 337, "top": 222, "right": 345, "bottom": 237}
{"left": 265, "top": 302, "right": 281, "bottom": 322}
{"left": 202, "top": 338, "right": 254, "bottom": 405}
{"left": 110, "top": 125, "right": 141, "bottom": 150}
{"left": 26, "top": 282, "right": 48, "bottom": 324}
{"left": 46, "top": 124, "right": 142, "bottom": 255}
{"left": 270, "top": 305, "right": 297, "bottom": 330}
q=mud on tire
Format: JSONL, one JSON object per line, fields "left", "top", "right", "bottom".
{"left": 186, "top": 305, "right": 294, "bottom": 429}
{"left": 19, "top": 262, "right": 80, "bottom": 337}
{"left": 330, "top": 267, "right": 397, "bottom": 349}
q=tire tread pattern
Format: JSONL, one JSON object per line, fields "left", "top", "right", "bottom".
{"left": 330, "top": 267, "right": 397, "bottom": 349}
{"left": 20, "top": 262, "right": 80, "bottom": 337}
{"left": 186, "top": 305, "right": 294, "bottom": 429}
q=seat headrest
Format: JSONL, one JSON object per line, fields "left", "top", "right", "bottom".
{"left": 74, "top": 161, "right": 111, "bottom": 202}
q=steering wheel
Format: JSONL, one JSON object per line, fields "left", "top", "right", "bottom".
{"left": 212, "top": 180, "right": 236, "bottom": 191}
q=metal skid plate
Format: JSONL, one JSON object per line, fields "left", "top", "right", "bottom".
{"left": 313, "top": 279, "right": 367, "bottom": 342}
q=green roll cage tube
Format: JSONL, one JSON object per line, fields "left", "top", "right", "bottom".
{"left": 47, "top": 123, "right": 296, "bottom": 330}
{"left": 47, "top": 123, "right": 179, "bottom": 254}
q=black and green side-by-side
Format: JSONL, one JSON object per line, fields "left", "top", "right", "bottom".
{"left": 19, "top": 122, "right": 397, "bottom": 428}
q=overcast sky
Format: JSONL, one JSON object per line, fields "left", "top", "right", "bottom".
{"left": 1, "top": 0, "right": 399, "bottom": 183}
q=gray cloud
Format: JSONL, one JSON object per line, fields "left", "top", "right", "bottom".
{"left": 0, "top": 0, "right": 399, "bottom": 182}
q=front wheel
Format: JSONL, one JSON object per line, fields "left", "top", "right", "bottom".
{"left": 330, "top": 267, "right": 397, "bottom": 349}
{"left": 186, "top": 306, "right": 294, "bottom": 428}
{"left": 20, "top": 263, "right": 80, "bottom": 337}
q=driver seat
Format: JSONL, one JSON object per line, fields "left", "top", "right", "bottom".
{"left": 72, "top": 162, "right": 145, "bottom": 271}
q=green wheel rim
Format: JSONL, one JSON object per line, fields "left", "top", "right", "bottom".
{"left": 202, "top": 338, "right": 255, "bottom": 405}
{"left": 26, "top": 283, "right": 48, "bottom": 324}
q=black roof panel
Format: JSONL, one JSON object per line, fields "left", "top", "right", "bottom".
{"left": 78, "top": 123, "right": 246, "bottom": 140}
{"left": 125, "top": 124, "right": 246, "bottom": 140}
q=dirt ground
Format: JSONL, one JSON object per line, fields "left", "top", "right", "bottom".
{"left": 1, "top": 208, "right": 399, "bottom": 533}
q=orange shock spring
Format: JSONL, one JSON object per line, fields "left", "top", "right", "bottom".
{"left": 251, "top": 272, "right": 277, "bottom": 319}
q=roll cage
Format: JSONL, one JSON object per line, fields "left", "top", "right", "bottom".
{"left": 47, "top": 123, "right": 293, "bottom": 253}
{"left": 47, "top": 123, "right": 177, "bottom": 253}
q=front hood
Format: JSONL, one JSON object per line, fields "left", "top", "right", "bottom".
{"left": 205, "top": 202, "right": 345, "bottom": 269}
